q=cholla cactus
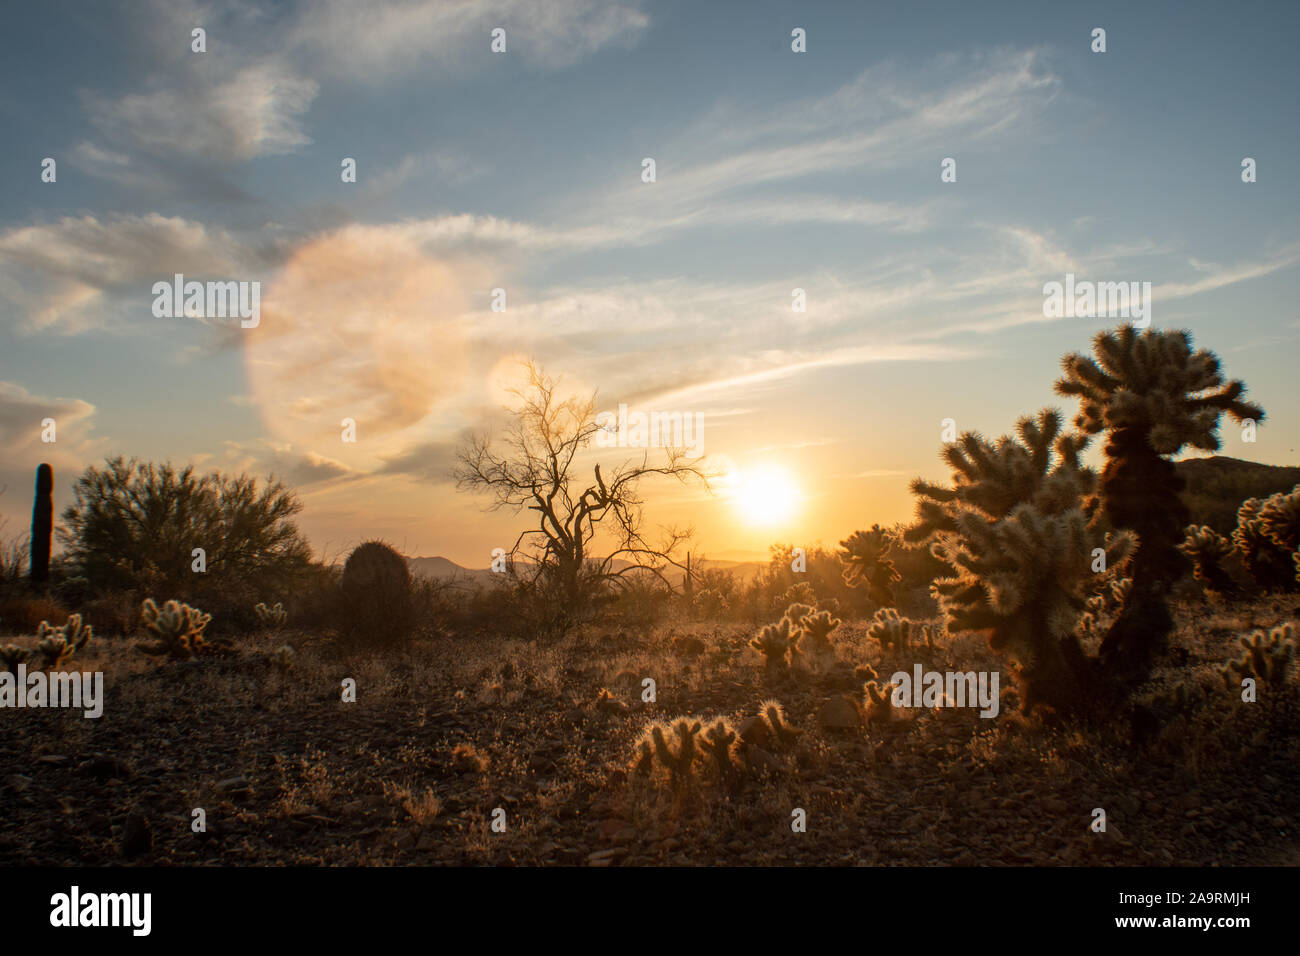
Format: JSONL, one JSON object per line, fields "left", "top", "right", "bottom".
{"left": 700, "top": 719, "right": 739, "bottom": 783}
{"left": 254, "top": 601, "right": 288, "bottom": 628}
{"left": 32, "top": 614, "right": 93, "bottom": 669}
{"left": 863, "top": 679, "right": 895, "bottom": 725}
{"left": 1179, "top": 525, "right": 1237, "bottom": 597}
{"left": 1221, "top": 623, "right": 1296, "bottom": 688}
{"left": 758, "top": 700, "right": 800, "bottom": 748}
{"left": 642, "top": 718, "right": 702, "bottom": 788}
{"left": 0, "top": 645, "right": 31, "bottom": 673}
{"left": 1056, "top": 325, "right": 1263, "bottom": 676}
{"left": 137, "top": 598, "right": 213, "bottom": 660}
{"left": 1233, "top": 486, "right": 1300, "bottom": 591}
{"left": 839, "top": 525, "right": 901, "bottom": 608}
{"left": 907, "top": 408, "right": 1132, "bottom": 713}
{"left": 793, "top": 609, "right": 841, "bottom": 671}
{"left": 750, "top": 617, "right": 798, "bottom": 671}
{"left": 867, "top": 607, "right": 912, "bottom": 653}
{"left": 775, "top": 581, "right": 816, "bottom": 614}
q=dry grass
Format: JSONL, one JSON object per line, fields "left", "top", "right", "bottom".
{"left": 1, "top": 595, "right": 1298, "bottom": 866}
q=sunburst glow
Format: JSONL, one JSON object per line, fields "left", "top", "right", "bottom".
{"left": 730, "top": 464, "right": 803, "bottom": 527}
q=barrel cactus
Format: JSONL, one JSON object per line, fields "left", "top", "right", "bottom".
{"left": 340, "top": 541, "right": 414, "bottom": 645}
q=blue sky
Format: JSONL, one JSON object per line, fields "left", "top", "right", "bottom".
{"left": 1, "top": 0, "right": 1297, "bottom": 564}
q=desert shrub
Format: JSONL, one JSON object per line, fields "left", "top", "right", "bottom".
{"left": 339, "top": 541, "right": 415, "bottom": 647}
{"left": 692, "top": 587, "right": 730, "bottom": 619}
{"left": 0, "top": 594, "right": 68, "bottom": 635}
{"left": 60, "top": 458, "right": 313, "bottom": 609}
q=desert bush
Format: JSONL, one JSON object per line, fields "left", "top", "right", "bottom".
{"left": 339, "top": 541, "right": 415, "bottom": 647}
{"left": 60, "top": 457, "right": 313, "bottom": 605}
{"left": 692, "top": 587, "right": 730, "bottom": 619}
{"left": 0, "top": 594, "right": 68, "bottom": 635}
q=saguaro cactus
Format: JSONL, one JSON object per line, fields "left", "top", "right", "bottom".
{"left": 30, "top": 464, "right": 53, "bottom": 586}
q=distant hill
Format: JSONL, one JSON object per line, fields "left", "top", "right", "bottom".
{"left": 405, "top": 554, "right": 767, "bottom": 588}
{"left": 1176, "top": 455, "right": 1300, "bottom": 533}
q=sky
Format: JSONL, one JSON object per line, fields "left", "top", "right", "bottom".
{"left": 1, "top": 0, "right": 1297, "bottom": 567}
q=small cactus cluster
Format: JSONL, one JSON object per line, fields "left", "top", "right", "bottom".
{"left": 866, "top": 607, "right": 933, "bottom": 654}
{"left": 1221, "top": 623, "right": 1296, "bottom": 688}
{"left": 632, "top": 702, "right": 799, "bottom": 789}
{"left": 839, "top": 525, "right": 901, "bottom": 608}
{"left": 750, "top": 603, "right": 841, "bottom": 672}
{"left": 1179, "top": 525, "right": 1238, "bottom": 597}
{"left": 1232, "top": 486, "right": 1300, "bottom": 591}
{"left": 0, "top": 614, "right": 93, "bottom": 672}
{"left": 632, "top": 717, "right": 703, "bottom": 788}
{"left": 254, "top": 601, "right": 287, "bottom": 628}
{"left": 137, "top": 598, "right": 215, "bottom": 660}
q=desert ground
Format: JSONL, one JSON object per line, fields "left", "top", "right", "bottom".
{"left": 3, "top": 590, "right": 1296, "bottom": 867}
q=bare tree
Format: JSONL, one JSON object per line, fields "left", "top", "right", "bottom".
{"left": 453, "top": 362, "right": 710, "bottom": 629}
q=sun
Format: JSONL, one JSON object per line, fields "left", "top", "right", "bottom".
{"left": 730, "top": 464, "right": 803, "bottom": 527}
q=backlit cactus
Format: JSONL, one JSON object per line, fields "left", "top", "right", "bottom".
{"left": 1232, "top": 486, "right": 1300, "bottom": 591}
{"left": 867, "top": 607, "right": 913, "bottom": 653}
{"left": 907, "top": 408, "right": 1132, "bottom": 713}
{"left": 0, "top": 645, "right": 31, "bottom": 673}
{"left": 254, "top": 601, "right": 288, "bottom": 627}
{"left": 1221, "top": 623, "right": 1296, "bottom": 688}
{"left": 750, "top": 617, "right": 798, "bottom": 671}
{"left": 758, "top": 699, "right": 800, "bottom": 748}
{"left": 1179, "top": 525, "right": 1237, "bottom": 597}
{"left": 839, "top": 525, "right": 901, "bottom": 608}
{"left": 792, "top": 609, "right": 840, "bottom": 671}
{"left": 33, "top": 614, "right": 93, "bottom": 669}
{"left": 1056, "top": 325, "right": 1263, "bottom": 676}
{"left": 645, "top": 718, "right": 702, "bottom": 787}
{"left": 700, "top": 718, "right": 739, "bottom": 783}
{"left": 137, "top": 598, "right": 213, "bottom": 660}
